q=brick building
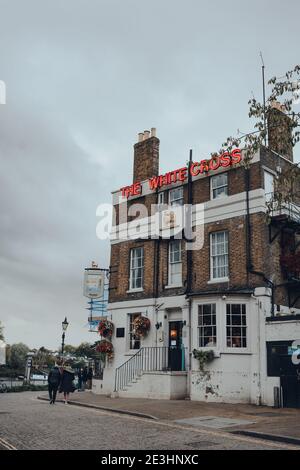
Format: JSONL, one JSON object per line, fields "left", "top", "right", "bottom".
{"left": 93, "top": 105, "right": 300, "bottom": 407}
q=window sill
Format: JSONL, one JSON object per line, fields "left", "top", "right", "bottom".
{"left": 211, "top": 193, "right": 228, "bottom": 201}
{"left": 196, "top": 348, "right": 221, "bottom": 357}
{"left": 207, "top": 277, "right": 229, "bottom": 284}
{"left": 165, "top": 284, "right": 183, "bottom": 289}
{"left": 222, "top": 349, "right": 251, "bottom": 355}
{"left": 126, "top": 288, "right": 144, "bottom": 293}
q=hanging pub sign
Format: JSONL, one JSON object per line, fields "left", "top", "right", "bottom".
{"left": 120, "top": 148, "right": 242, "bottom": 198}
{"left": 83, "top": 268, "right": 105, "bottom": 299}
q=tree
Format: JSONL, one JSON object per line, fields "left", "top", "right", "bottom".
{"left": 0, "top": 321, "right": 4, "bottom": 341}
{"left": 63, "top": 344, "right": 77, "bottom": 356}
{"left": 75, "top": 342, "right": 94, "bottom": 358}
{"left": 9, "top": 343, "right": 30, "bottom": 369}
{"left": 34, "top": 347, "right": 56, "bottom": 370}
{"left": 216, "top": 64, "right": 300, "bottom": 206}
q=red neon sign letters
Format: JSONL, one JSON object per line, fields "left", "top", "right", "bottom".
{"left": 120, "top": 149, "right": 242, "bottom": 198}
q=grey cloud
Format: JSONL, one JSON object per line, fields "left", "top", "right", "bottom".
{"left": 0, "top": 0, "right": 299, "bottom": 347}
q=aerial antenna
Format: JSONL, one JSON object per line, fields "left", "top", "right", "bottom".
{"left": 260, "top": 51, "right": 267, "bottom": 146}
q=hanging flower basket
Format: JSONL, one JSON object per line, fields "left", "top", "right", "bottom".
{"left": 95, "top": 340, "right": 114, "bottom": 359}
{"left": 98, "top": 320, "right": 114, "bottom": 339}
{"left": 133, "top": 316, "right": 150, "bottom": 338}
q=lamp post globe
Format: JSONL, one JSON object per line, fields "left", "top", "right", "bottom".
{"left": 61, "top": 317, "right": 69, "bottom": 358}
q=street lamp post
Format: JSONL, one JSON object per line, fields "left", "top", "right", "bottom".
{"left": 61, "top": 317, "right": 69, "bottom": 359}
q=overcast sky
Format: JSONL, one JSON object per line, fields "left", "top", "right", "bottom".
{"left": 0, "top": 0, "right": 299, "bottom": 349}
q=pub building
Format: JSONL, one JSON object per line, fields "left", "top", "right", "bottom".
{"left": 93, "top": 103, "right": 300, "bottom": 408}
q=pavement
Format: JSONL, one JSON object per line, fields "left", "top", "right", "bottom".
{"left": 1, "top": 392, "right": 294, "bottom": 450}
{"left": 38, "top": 390, "right": 300, "bottom": 445}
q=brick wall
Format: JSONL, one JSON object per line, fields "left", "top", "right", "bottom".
{"left": 133, "top": 136, "right": 159, "bottom": 183}
{"left": 109, "top": 146, "right": 300, "bottom": 308}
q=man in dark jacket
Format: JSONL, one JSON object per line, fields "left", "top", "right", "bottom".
{"left": 48, "top": 365, "right": 61, "bottom": 404}
{"left": 82, "top": 367, "right": 88, "bottom": 391}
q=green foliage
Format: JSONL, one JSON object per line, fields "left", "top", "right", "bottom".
{"left": 34, "top": 347, "right": 56, "bottom": 370}
{"left": 192, "top": 349, "right": 215, "bottom": 372}
{"left": 0, "top": 366, "right": 24, "bottom": 378}
{"left": 8, "top": 343, "right": 30, "bottom": 369}
{"left": 63, "top": 344, "right": 77, "bottom": 355}
{"left": 0, "top": 321, "right": 4, "bottom": 341}
{"left": 75, "top": 342, "right": 94, "bottom": 358}
{"left": 3, "top": 384, "right": 48, "bottom": 393}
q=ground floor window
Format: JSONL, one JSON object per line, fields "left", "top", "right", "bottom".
{"left": 226, "top": 304, "right": 247, "bottom": 348}
{"left": 129, "top": 313, "right": 141, "bottom": 350}
{"left": 198, "top": 304, "right": 217, "bottom": 347}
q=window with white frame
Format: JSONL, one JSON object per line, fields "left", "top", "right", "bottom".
{"left": 211, "top": 173, "right": 228, "bottom": 199}
{"left": 198, "top": 304, "right": 217, "bottom": 347}
{"left": 264, "top": 170, "right": 274, "bottom": 203}
{"left": 210, "top": 231, "right": 229, "bottom": 280}
{"left": 129, "top": 247, "right": 144, "bottom": 290}
{"left": 169, "top": 187, "right": 183, "bottom": 206}
{"left": 226, "top": 304, "right": 247, "bottom": 348}
{"left": 128, "top": 313, "right": 141, "bottom": 350}
{"left": 158, "top": 192, "right": 165, "bottom": 205}
{"left": 168, "top": 240, "right": 182, "bottom": 286}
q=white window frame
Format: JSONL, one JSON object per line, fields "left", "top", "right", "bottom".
{"left": 169, "top": 187, "right": 183, "bottom": 207}
{"left": 128, "top": 247, "right": 144, "bottom": 291}
{"left": 211, "top": 173, "right": 228, "bottom": 200}
{"left": 158, "top": 192, "right": 165, "bottom": 205}
{"left": 198, "top": 303, "right": 217, "bottom": 348}
{"left": 264, "top": 170, "right": 275, "bottom": 203}
{"left": 225, "top": 303, "right": 247, "bottom": 349}
{"left": 210, "top": 231, "right": 229, "bottom": 282}
{"left": 167, "top": 240, "right": 182, "bottom": 287}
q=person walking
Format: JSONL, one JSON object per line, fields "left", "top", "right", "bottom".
{"left": 77, "top": 368, "right": 83, "bottom": 391}
{"left": 59, "top": 363, "right": 75, "bottom": 404}
{"left": 48, "top": 364, "right": 61, "bottom": 405}
{"left": 87, "top": 367, "right": 93, "bottom": 390}
{"left": 82, "top": 366, "right": 88, "bottom": 391}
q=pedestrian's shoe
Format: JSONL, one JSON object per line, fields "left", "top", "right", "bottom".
{"left": 49, "top": 400, "right": 53, "bottom": 404}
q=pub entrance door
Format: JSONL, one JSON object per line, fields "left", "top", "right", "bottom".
{"left": 168, "top": 321, "right": 184, "bottom": 371}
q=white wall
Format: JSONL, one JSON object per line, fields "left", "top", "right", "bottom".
{"left": 95, "top": 289, "right": 300, "bottom": 406}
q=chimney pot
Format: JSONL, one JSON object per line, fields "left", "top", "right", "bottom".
{"left": 151, "top": 127, "right": 156, "bottom": 138}
{"left": 138, "top": 132, "right": 144, "bottom": 142}
{"left": 144, "top": 130, "right": 150, "bottom": 140}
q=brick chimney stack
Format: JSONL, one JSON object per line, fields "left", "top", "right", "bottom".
{"left": 133, "top": 128, "right": 159, "bottom": 182}
{"left": 267, "top": 101, "right": 293, "bottom": 162}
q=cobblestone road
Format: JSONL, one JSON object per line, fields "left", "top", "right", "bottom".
{"left": 0, "top": 392, "right": 296, "bottom": 450}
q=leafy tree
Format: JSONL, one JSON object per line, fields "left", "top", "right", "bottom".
{"left": 0, "top": 321, "right": 4, "bottom": 341}
{"left": 63, "top": 344, "right": 77, "bottom": 355}
{"left": 9, "top": 343, "right": 30, "bottom": 369}
{"left": 216, "top": 64, "right": 300, "bottom": 207}
{"left": 34, "top": 347, "right": 56, "bottom": 370}
{"left": 75, "top": 342, "right": 94, "bottom": 358}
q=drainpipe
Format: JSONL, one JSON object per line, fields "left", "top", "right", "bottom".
{"left": 185, "top": 149, "right": 193, "bottom": 399}
{"left": 245, "top": 167, "right": 275, "bottom": 316}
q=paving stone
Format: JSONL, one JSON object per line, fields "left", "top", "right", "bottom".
{"left": 175, "top": 416, "right": 256, "bottom": 429}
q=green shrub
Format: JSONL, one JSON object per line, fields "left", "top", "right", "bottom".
{"left": 192, "top": 349, "right": 215, "bottom": 372}
{"left": 4, "top": 384, "right": 48, "bottom": 393}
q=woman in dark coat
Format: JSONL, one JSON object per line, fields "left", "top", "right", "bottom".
{"left": 59, "top": 364, "right": 75, "bottom": 404}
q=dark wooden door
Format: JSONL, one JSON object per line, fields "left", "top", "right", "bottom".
{"left": 168, "top": 321, "right": 183, "bottom": 371}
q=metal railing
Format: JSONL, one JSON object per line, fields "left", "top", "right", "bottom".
{"left": 114, "top": 347, "right": 184, "bottom": 392}
{"left": 266, "top": 192, "right": 300, "bottom": 224}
